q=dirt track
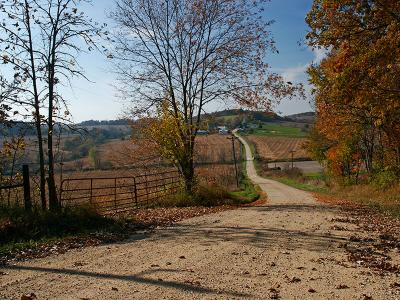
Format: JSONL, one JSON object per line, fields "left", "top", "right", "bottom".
{"left": 0, "top": 134, "right": 399, "bottom": 299}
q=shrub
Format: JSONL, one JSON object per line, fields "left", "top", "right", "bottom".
{"left": 372, "top": 169, "right": 398, "bottom": 189}
{"left": 195, "top": 184, "right": 232, "bottom": 206}
{"left": 160, "top": 190, "right": 197, "bottom": 207}
{"left": 160, "top": 183, "right": 245, "bottom": 207}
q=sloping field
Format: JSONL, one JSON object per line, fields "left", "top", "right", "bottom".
{"left": 246, "top": 135, "right": 309, "bottom": 161}
{"left": 195, "top": 134, "right": 241, "bottom": 164}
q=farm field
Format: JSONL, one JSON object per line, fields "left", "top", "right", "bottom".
{"left": 60, "top": 134, "right": 240, "bottom": 181}
{"left": 246, "top": 135, "right": 309, "bottom": 162}
{"left": 195, "top": 134, "right": 241, "bottom": 164}
{"left": 55, "top": 134, "right": 242, "bottom": 210}
{"left": 1, "top": 133, "right": 242, "bottom": 210}
{"left": 250, "top": 123, "right": 308, "bottom": 138}
{"left": 195, "top": 135, "right": 242, "bottom": 190}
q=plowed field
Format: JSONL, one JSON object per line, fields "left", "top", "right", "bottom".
{"left": 246, "top": 136, "right": 309, "bottom": 161}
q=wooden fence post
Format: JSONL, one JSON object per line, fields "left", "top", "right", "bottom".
{"left": 90, "top": 178, "right": 93, "bottom": 204}
{"left": 133, "top": 177, "right": 138, "bottom": 208}
{"left": 22, "top": 164, "right": 31, "bottom": 211}
{"left": 114, "top": 178, "right": 117, "bottom": 209}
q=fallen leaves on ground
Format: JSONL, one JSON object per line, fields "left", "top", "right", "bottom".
{"left": 113, "top": 206, "right": 235, "bottom": 228}
{"left": 268, "top": 287, "right": 280, "bottom": 299}
{"left": 21, "top": 294, "right": 37, "bottom": 300}
{"left": 289, "top": 277, "right": 301, "bottom": 283}
{"left": 315, "top": 194, "right": 400, "bottom": 275}
{"left": 390, "top": 282, "right": 400, "bottom": 288}
{"left": 336, "top": 284, "right": 349, "bottom": 289}
{"left": 1, "top": 232, "right": 125, "bottom": 266}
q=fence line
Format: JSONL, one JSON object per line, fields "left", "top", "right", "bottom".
{"left": 0, "top": 165, "right": 31, "bottom": 209}
{"left": 60, "top": 170, "right": 182, "bottom": 213}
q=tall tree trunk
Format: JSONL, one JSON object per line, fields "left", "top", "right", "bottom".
{"left": 182, "top": 160, "right": 195, "bottom": 194}
{"left": 35, "top": 113, "right": 46, "bottom": 210}
{"left": 47, "top": 64, "right": 59, "bottom": 210}
{"left": 25, "top": 0, "right": 46, "bottom": 210}
{"left": 181, "top": 139, "right": 196, "bottom": 194}
{"left": 47, "top": 15, "right": 59, "bottom": 211}
{"left": 47, "top": 116, "right": 58, "bottom": 210}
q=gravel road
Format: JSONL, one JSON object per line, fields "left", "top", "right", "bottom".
{"left": 0, "top": 134, "right": 398, "bottom": 299}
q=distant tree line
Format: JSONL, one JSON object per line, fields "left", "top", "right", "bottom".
{"left": 79, "top": 119, "right": 130, "bottom": 126}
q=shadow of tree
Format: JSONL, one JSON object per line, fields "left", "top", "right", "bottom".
{"left": 3, "top": 265, "right": 250, "bottom": 297}
{"left": 149, "top": 204, "right": 349, "bottom": 252}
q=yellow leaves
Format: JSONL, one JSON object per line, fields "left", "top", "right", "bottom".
{"left": 1, "top": 137, "right": 25, "bottom": 157}
{"left": 142, "top": 100, "right": 191, "bottom": 165}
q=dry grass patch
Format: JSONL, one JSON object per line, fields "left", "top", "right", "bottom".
{"left": 327, "top": 184, "right": 400, "bottom": 218}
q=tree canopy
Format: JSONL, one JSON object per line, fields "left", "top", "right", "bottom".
{"left": 306, "top": 0, "right": 400, "bottom": 183}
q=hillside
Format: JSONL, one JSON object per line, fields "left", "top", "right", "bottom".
{"left": 204, "top": 109, "right": 285, "bottom": 122}
{"left": 285, "top": 112, "right": 316, "bottom": 123}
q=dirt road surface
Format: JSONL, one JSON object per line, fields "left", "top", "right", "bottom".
{"left": 0, "top": 134, "right": 399, "bottom": 299}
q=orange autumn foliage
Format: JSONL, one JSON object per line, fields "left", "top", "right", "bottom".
{"left": 306, "top": 0, "right": 400, "bottom": 182}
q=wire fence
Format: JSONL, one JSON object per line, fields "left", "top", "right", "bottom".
{"left": 60, "top": 170, "right": 182, "bottom": 213}
{"left": 0, "top": 165, "right": 32, "bottom": 209}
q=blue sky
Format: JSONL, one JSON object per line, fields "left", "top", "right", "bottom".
{"left": 66, "top": 0, "right": 317, "bottom": 122}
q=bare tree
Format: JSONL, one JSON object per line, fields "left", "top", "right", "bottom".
{"left": 36, "top": 0, "right": 105, "bottom": 209}
{"left": 0, "top": 0, "right": 105, "bottom": 209}
{"left": 0, "top": 0, "right": 48, "bottom": 208}
{"left": 110, "top": 0, "right": 301, "bottom": 191}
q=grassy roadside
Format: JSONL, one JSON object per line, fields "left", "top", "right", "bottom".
{"left": 272, "top": 176, "right": 329, "bottom": 194}
{"left": 262, "top": 172, "right": 400, "bottom": 219}
{"left": 229, "top": 172, "right": 260, "bottom": 204}
{"left": 228, "top": 141, "right": 263, "bottom": 204}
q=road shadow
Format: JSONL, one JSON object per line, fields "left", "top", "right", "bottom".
{"left": 111, "top": 204, "right": 351, "bottom": 253}
{"left": 3, "top": 265, "right": 250, "bottom": 298}
{"left": 147, "top": 204, "right": 351, "bottom": 252}
{"left": 155, "top": 223, "right": 348, "bottom": 252}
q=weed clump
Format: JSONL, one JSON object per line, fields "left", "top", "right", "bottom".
{"left": 160, "top": 180, "right": 259, "bottom": 208}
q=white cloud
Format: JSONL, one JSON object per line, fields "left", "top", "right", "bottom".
{"left": 311, "top": 46, "right": 329, "bottom": 64}
{"left": 280, "top": 64, "right": 308, "bottom": 82}
{"left": 272, "top": 46, "right": 329, "bottom": 116}
{"left": 276, "top": 46, "right": 328, "bottom": 82}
